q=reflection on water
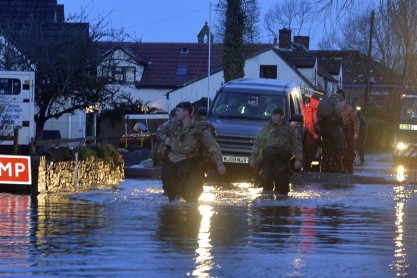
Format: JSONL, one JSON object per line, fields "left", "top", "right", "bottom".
{"left": 1, "top": 176, "right": 417, "bottom": 277}
{"left": 192, "top": 205, "right": 214, "bottom": 277}
{"left": 34, "top": 194, "right": 106, "bottom": 255}
{"left": 0, "top": 194, "right": 31, "bottom": 266}
{"left": 157, "top": 205, "right": 201, "bottom": 250}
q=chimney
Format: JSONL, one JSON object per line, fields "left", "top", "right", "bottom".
{"left": 279, "top": 28, "right": 291, "bottom": 49}
{"left": 294, "top": 36, "right": 310, "bottom": 50}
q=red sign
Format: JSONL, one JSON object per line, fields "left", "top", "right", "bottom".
{"left": 0, "top": 155, "right": 31, "bottom": 185}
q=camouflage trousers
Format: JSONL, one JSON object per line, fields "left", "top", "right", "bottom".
{"left": 162, "top": 157, "right": 204, "bottom": 202}
{"left": 255, "top": 146, "right": 291, "bottom": 195}
{"left": 342, "top": 124, "right": 356, "bottom": 172}
{"left": 319, "top": 122, "right": 346, "bottom": 172}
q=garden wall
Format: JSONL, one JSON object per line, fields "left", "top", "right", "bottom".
{"left": 35, "top": 156, "right": 124, "bottom": 194}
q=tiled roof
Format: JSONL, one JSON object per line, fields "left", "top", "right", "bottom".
{"left": 312, "top": 50, "right": 396, "bottom": 85}
{"left": 272, "top": 48, "right": 318, "bottom": 90}
{"left": 276, "top": 49, "right": 316, "bottom": 68}
{"left": 318, "top": 65, "right": 339, "bottom": 82}
{"left": 98, "top": 42, "right": 274, "bottom": 88}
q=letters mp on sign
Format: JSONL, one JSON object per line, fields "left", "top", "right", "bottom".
{"left": 0, "top": 155, "right": 31, "bottom": 185}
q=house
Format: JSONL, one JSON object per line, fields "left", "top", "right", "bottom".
{"left": 313, "top": 50, "right": 399, "bottom": 110}
{"left": 1, "top": 0, "right": 397, "bottom": 144}
{"left": 97, "top": 42, "right": 278, "bottom": 112}
{"left": 98, "top": 28, "right": 340, "bottom": 114}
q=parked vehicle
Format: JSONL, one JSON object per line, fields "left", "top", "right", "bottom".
{"left": 0, "top": 71, "right": 35, "bottom": 154}
{"left": 198, "top": 78, "right": 305, "bottom": 181}
{"left": 120, "top": 114, "right": 168, "bottom": 150}
{"left": 392, "top": 93, "right": 417, "bottom": 165}
{"left": 120, "top": 122, "right": 154, "bottom": 149}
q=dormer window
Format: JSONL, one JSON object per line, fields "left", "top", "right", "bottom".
{"left": 102, "top": 66, "right": 136, "bottom": 83}
{"left": 176, "top": 65, "right": 188, "bottom": 76}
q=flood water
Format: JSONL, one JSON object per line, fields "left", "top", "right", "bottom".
{"left": 1, "top": 154, "right": 417, "bottom": 277}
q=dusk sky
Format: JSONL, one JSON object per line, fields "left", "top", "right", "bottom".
{"left": 58, "top": 0, "right": 372, "bottom": 49}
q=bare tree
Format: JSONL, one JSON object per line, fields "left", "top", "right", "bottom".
{"left": 264, "top": 0, "right": 314, "bottom": 37}
{"left": 338, "top": 11, "right": 372, "bottom": 53}
{"left": 318, "top": 29, "right": 341, "bottom": 49}
{"left": 333, "top": 1, "right": 417, "bottom": 86}
{"left": 313, "top": 0, "right": 359, "bottom": 20}
{"left": 0, "top": 8, "right": 127, "bottom": 135}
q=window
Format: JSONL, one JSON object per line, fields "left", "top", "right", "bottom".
{"left": 0, "top": 78, "right": 21, "bottom": 95}
{"left": 176, "top": 65, "right": 188, "bottom": 76}
{"left": 260, "top": 65, "right": 277, "bottom": 79}
{"left": 102, "top": 66, "right": 136, "bottom": 83}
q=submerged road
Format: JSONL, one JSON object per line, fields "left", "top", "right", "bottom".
{"left": 1, "top": 153, "right": 417, "bottom": 277}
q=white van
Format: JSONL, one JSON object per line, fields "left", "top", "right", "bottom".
{"left": 0, "top": 71, "right": 35, "bottom": 154}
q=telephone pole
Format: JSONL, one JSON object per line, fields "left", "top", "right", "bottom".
{"left": 364, "top": 10, "right": 375, "bottom": 109}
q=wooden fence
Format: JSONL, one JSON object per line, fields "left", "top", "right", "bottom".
{"left": 0, "top": 128, "right": 97, "bottom": 155}
{"left": 30, "top": 136, "right": 96, "bottom": 154}
{"left": 0, "top": 128, "right": 19, "bottom": 154}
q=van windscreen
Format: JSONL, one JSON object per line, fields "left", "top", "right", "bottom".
{"left": 400, "top": 96, "right": 417, "bottom": 121}
{"left": 210, "top": 92, "right": 285, "bottom": 120}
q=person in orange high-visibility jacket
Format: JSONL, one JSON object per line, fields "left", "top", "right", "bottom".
{"left": 303, "top": 95, "right": 320, "bottom": 171}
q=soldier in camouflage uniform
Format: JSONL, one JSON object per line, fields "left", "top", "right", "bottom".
{"left": 154, "top": 108, "right": 177, "bottom": 194}
{"left": 337, "top": 90, "right": 359, "bottom": 173}
{"left": 160, "top": 101, "right": 226, "bottom": 202}
{"left": 249, "top": 107, "right": 303, "bottom": 195}
{"left": 317, "top": 90, "right": 346, "bottom": 172}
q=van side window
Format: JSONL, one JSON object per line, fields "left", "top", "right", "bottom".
{"left": 0, "top": 78, "right": 21, "bottom": 95}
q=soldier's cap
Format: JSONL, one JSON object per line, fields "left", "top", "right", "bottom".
{"left": 176, "top": 101, "right": 194, "bottom": 115}
{"left": 169, "top": 108, "right": 176, "bottom": 118}
{"left": 271, "top": 107, "right": 285, "bottom": 116}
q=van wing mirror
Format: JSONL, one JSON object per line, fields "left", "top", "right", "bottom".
{"left": 290, "top": 113, "right": 304, "bottom": 123}
{"left": 196, "top": 107, "right": 208, "bottom": 116}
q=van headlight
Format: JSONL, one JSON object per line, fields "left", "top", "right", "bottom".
{"left": 396, "top": 142, "right": 408, "bottom": 150}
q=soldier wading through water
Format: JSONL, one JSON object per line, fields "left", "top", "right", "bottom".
{"left": 159, "top": 102, "right": 226, "bottom": 202}
{"left": 249, "top": 107, "right": 303, "bottom": 195}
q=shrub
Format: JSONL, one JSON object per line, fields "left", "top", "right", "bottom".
{"left": 42, "top": 144, "right": 123, "bottom": 168}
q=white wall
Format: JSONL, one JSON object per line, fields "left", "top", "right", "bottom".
{"left": 109, "top": 83, "right": 170, "bottom": 111}
{"left": 167, "top": 71, "right": 224, "bottom": 110}
{"left": 44, "top": 109, "right": 86, "bottom": 139}
{"left": 99, "top": 49, "right": 145, "bottom": 83}
{"left": 168, "top": 49, "right": 322, "bottom": 110}
{"left": 245, "top": 50, "right": 315, "bottom": 90}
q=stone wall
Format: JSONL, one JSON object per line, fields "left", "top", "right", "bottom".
{"left": 36, "top": 156, "right": 124, "bottom": 193}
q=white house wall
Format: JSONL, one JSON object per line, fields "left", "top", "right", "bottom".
{"left": 168, "top": 49, "right": 320, "bottom": 109}
{"left": 112, "top": 83, "right": 169, "bottom": 111}
{"left": 245, "top": 50, "right": 312, "bottom": 89}
{"left": 167, "top": 71, "right": 224, "bottom": 110}
{"left": 298, "top": 68, "right": 316, "bottom": 86}
{"left": 44, "top": 109, "right": 86, "bottom": 139}
{"left": 100, "top": 49, "right": 145, "bottom": 82}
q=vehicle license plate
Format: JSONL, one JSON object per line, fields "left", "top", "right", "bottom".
{"left": 222, "top": 155, "right": 249, "bottom": 164}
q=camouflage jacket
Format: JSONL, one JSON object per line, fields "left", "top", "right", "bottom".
{"left": 156, "top": 120, "right": 175, "bottom": 143}
{"left": 159, "top": 120, "right": 224, "bottom": 167}
{"left": 342, "top": 104, "right": 359, "bottom": 135}
{"left": 317, "top": 94, "right": 344, "bottom": 124}
{"left": 250, "top": 122, "right": 303, "bottom": 163}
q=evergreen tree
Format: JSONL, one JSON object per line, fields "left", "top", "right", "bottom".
{"left": 223, "top": 0, "right": 245, "bottom": 82}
